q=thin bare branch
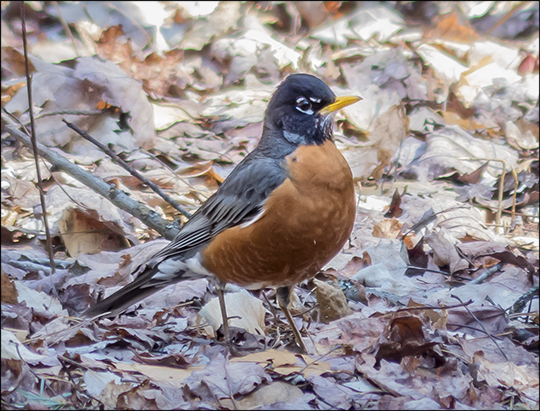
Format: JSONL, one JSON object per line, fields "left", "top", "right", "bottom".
{"left": 451, "top": 294, "right": 509, "bottom": 361}
{"left": 63, "top": 119, "right": 192, "bottom": 218}
{"left": 2, "top": 113, "right": 180, "bottom": 240}
{"left": 20, "top": 3, "right": 57, "bottom": 283}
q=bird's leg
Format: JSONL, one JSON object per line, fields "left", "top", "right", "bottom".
{"left": 262, "top": 291, "right": 280, "bottom": 332}
{"left": 215, "top": 282, "right": 230, "bottom": 342}
{"left": 276, "top": 286, "right": 307, "bottom": 353}
{"left": 215, "top": 281, "right": 240, "bottom": 355}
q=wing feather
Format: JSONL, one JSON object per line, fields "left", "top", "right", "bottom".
{"left": 148, "top": 154, "right": 287, "bottom": 263}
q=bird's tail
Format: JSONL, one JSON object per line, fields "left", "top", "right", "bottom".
{"left": 81, "top": 267, "right": 173, "bottom": 318}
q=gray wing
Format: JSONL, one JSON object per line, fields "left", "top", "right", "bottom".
{"left": 150, "top": 153, "right": 287, "bottom": 262}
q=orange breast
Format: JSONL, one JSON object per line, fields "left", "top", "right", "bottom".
{"left": 201, "top": 140, "right": 356, "bottom": 289}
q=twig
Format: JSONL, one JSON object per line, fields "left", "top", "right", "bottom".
{"left": 52, "top": 1, "right": 80, "bottom": 57}
{"left": 401, "top": 205, "right": 471, "bottom": 238}
{"left": 270, "top": 325, "right": 282, "bottom": 350}
{"left": 406, "top": 266, "right": 471, "bottom": 281}
{"left": 437, "top": 214, "right": 489, "bottom": 230}
{"left": 2, "top": 113, "right": 180, "bottom": 240}
{"left": 119, "top": 136, "right": 204, "bottom": 196}
{"left": 509, "top": 165, "right": 519, "bottom": 223}
{"left": 40, "top": 145, "right": 139, "bottom": 243}
{"left": 507, "top": 311, "right": 538, "bottom": 320}
{"left": 484, "top": 295, "right": 498, "bottom": 307}
{"left": 63, "top": 120, "right": 192, "bottom": 218}
{"left": 298, "top": 345, "right": 342, "bottom": 375}
{"left": 451, "top": 294, "right": 509, "bottom": 361}
{"left": 222, "top": 360, "right": 239, "bottom": 411}
{"left": 446, "top": 323, "right": 500, "bottom": 336}
{"left": 394, "top": 299, "right": 473, "bottom": 313}
{"left": 20, "top": 4, "right": 57, "bottom": 283}
{"left": 447, "top": 323, "right": 513, "bottom": 340}
{"left": 262, "top": 291, "right": 280, "bottom": 330}
{"left": 202, "top": 380, "right": 230, "bottom": 410}
{"left": 15, "top": 344, "right": 59, "bottom": 400}
{"left": 35, "top": 109, "right": 103, "bottom": 119}
{"left": 466, "top": 206, "right": 537, "bottom": 220}
{"left": 104, "top": 1, "right": 153, "bottom": 49}
{"left": 486, "top": 1, "right": 528, "bottom": 36}
{"left": 40, "top": 157, "right": 87, "bottom": 209}
{"left": 458, "top": 157, "right": 507, "bottom": 234}
{"left": 57, "top": 356, "right": 105, "bottom": 408}
{"left": 468, "top": 262, "right": 504, "bottom": 284}
{"left": 508, "top": 285, "right": 539, "bottom": 315}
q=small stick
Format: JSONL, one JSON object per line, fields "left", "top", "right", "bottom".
{"left": 393, "top": 299, "right": 473, "bottom": 313}
{"left": 508, "top": 285, "right": 539, "bottom": 315}
{"left": 298, "top": 345, "right": 341, "bottom": 375}
{"left": 63, "top": 120, "right": 192, "bottom": 219}
{"left": 468, "top": 262, "right": 504, "bottom": 285}
{"left": 451, "top": 294, "right": 508, "bottom": 361}
{"left": 2, "top": 114, "right": 179, "bottom": 240}
{"left": 52, "top": 1, "right": 80, "bottom": 57}
{"left": 21, "top": 3, "right": 57, "bottom": 283}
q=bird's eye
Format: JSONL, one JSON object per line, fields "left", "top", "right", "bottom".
{"left": 295, "top": 97, "right": 313, "bottom": 114}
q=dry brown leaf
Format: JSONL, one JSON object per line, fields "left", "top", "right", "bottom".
{"left": 427, "top": 12, "right": 478, "bottom": 43}
{"left": 58, "top": 208, "right": 127, "bottom": 257}
{"left": 196, "top": 291, "right": 266, "bottom": 337}
{"left": 273, "top": 359, "right": 332, "bottom": 378}
{"left": 372, "top": 218, "right": 402, "bottom": 239}
{"left": 473, "top": 352, "right": 539, "bottom": 404}
{"left": 1, "top": 271, "right": 18, "bottom": 304}
{"left": 313, "top": 278, "right": 351, "bottom": 323}
{"left": 114, "top": 362, "right": 202, "bottom": 388}
{"left": 227, "top": 380, "right": 307, "bottom": 410}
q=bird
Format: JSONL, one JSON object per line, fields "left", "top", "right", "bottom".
{"left": 82, "top": 73, "right": 361, "bottom": 353}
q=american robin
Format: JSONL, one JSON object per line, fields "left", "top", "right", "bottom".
{"left": 83, "top": 74, "right": 360, "bottom": 352}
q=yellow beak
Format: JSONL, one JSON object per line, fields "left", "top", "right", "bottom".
{"left": 319, "top": 95, "right": 362, "bottom": 115}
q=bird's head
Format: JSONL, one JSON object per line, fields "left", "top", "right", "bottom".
{"left": 262, "top": 74, "right": 361, "bottom": 147}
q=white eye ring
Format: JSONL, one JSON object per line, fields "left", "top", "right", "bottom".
{"left": 295, "top": 97, "right": 314, "bottom": 115}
